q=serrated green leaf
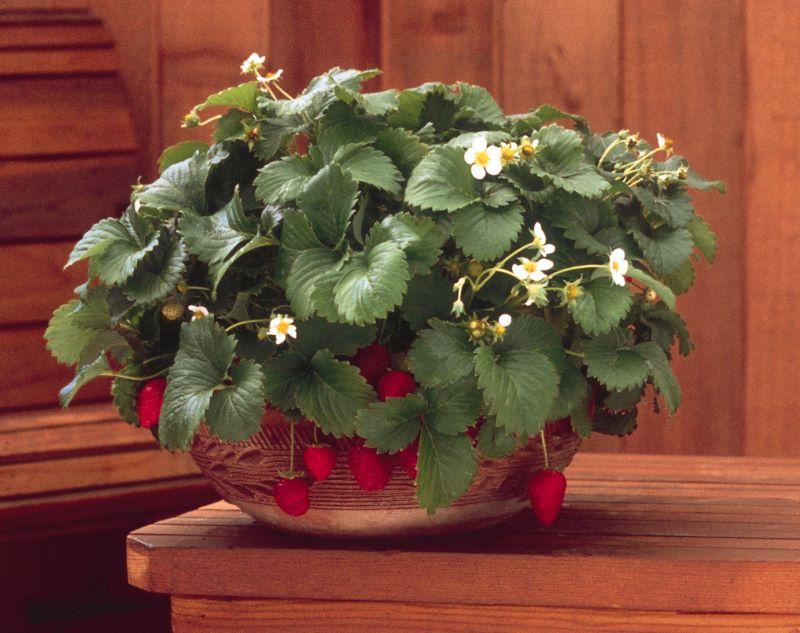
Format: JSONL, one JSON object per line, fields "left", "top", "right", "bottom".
{"left": 425, "top": 378, "right": 482, "bottom": 435}
{"left": 262, "top": 350, "right": 309, "bottom": 410}
{"left": 643, "top": 309, "right": 694, "bottom": 356}
{"left": 213, "top": 109, "right": 251, "bottom": 143}
{"left": 67, "top": 218, "right": 133, "bottom": 267}
{"left": 482, "top": 182, "right": 518, "bottom": 208}
{"left": 180, "top": 193, "right": 251, "bottom": 265}
{"left": 206, "top": 359, "right": 266, "bottom": 442}
{"left": 375, "top": 127, "right": 427, "bottom": 178}
{"left": 286, "top": 248, "right": 342, "bottom": 319}
{"left": 568, "top": 278, "right": 633, "bottom": 335}
{"left": 45, "top": 291, "right": 113, "bottom": 365}
{"left": 295, "top": 349, "right": 373, "bottom": 437}
{"left": 451, "top": 202, "right": 524, "bottom": 261}
{"left": 593, "top": 406, "right": 638, "bottom": 436}
{"left": 456, "top": 83, "right": 505, "bottom": 125}
{"left": 365, "top": 213, "right": 444, "bottom": 275}
{"left": 198, "top": 81, "right": 259, "bottom": 113}
{"left": 584, "top": 330, "right": 650, "bottom": 391}
{"left": 275, "top": 209, "right": 325, "bottom": 285}
{"left": 630, "top": 225, "right": 694, "bottom": 276}
{"left": 417, "top": 428, "right": 477, "bottom": 513}
{"left": 332, "top": 144, "right": 403, "bottom": 196}
{"left": 687, "top": 215, "right": 717, "bottom": 264}
{"left": 112, "top": 372, "right": 139, "bottom": 424}
{"left": 356, "top": 393, "right": 427, "bottom": 453}
{"left": 634, "top": 186, "right": 695, "bottom": 229}
{"left": 317, "top": 100, "right": 380, "bottom": 147}
{"left": 95, "top": 230, "right": 161, "bottom": 286}
{"left": 333, "top": 241, "right": 410, "bottom": 325}
{"left": 684, "top": 167, "right": 725, "bottom": 193}
{"left": 476, "top": 417, "right": 517, "bottom": 458}
{"left": 309, "top": 267, "right": 345, "bottom": 322}
{"left": 210, "top": 233, "right": 274, "bottom": 294}
{"left": 531, "top": 126, "right": 609, "bottom": 197}
{"left": 59, "top": 352, "right": 109, "bottom": 407}
{"left": 570, "top": 404, "right": 592, "bottom": 439}
{"left": 400, "top": 271, "right": 454, "bottom": 330}
{"left": 136, "top": 152, "right": 208, "bottom": 214}
{"left": 254, "top": 155, "right": 316, "bottom": 205}
{"left": 124, "top": 235, "right": 186, "bottom": 305}
{"left": 547, "top": 363, "right": 590, "bottom": 422}
{"left": 405, "top": 146, "right": 479, "bottom": 211}
{"left": 159, "top": 141, "right": 209, "bottom": 173}
{"left": 290, "top": 317, "right": 376, "bottom": 359}
{"left": 408, "top": 320, "right": 475, "bottom": 387}
{"left": 664, "top": 259, "right": 695, "bottom": 295}
{"left": 473, "top": 346, "right": 559, "bottom": 436}
{"left": 159, "top": 319, "right": 236, "bottom": 449}
{"left": 296, "top": 163, "right": 358, "bottom": 247}
{"left": 498, "top": 314, "right": 566, "bottom": 372}
{"left": 626, "top": 266, "right": 676, "bottom": 310}
{"left": 634, "top": 341, "right": 681, "bottom": 414}
{"left": 357, "top": 89, "right": 400, "bottom": 116}
{"left": 525, "top": 104, "right": 585, "bottom": 127}
{"left": 604, "top": 386, "right": 644, "bottom": 412}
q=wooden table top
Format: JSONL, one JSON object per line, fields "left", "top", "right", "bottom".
{"left": 128, "top": 453, "right": 800, "bottom": 621}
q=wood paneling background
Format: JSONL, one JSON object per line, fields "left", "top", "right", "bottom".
{"left": 2, "top": 0, "right": 798, "bottom": 459}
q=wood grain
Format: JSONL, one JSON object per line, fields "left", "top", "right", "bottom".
{"left": 0, "top": 46, "right": 117, "bottom": 76}
{"left": 171, "top": 597, "right": 800, "bottom": 633}
{"left": 586, "top": 0, "right": 747, "bottom": 456}
{"left": 743, "top": 0, "right": 800, "bottom": 456}
{"left": 380, "top": 0, "right": 498, "bottom": 90}
{"left": 498, "top": 0, "right": 621, "bottom": 130}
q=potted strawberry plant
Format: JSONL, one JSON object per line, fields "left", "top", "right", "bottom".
{"left": 45, "top": 54, "right": 722, "bottom": 536}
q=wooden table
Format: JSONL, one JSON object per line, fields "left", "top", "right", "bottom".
{"left": 127, "top": 453, "right": 800, "bottom": 632}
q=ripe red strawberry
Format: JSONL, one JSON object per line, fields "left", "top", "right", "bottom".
{"left": 274, "top": 476, "right": 310, "bottom": 516}
{"left": 377, "top": 370, "right": 416, "bottom": 401}
{"left": 397, "top": 437, "right": 419, "bottom": 479}
{"left": 466, "top": 416, "right": 486, "bottom": 446}
{"left": 303, "top": 444, "right": 337, "bottom": 481}
{"left": 527, "top": 469, "right": 567, "bottom": 527}
{"left": 351, "top": 341, "right": 392, "bottom": 385}
{"left": 348, "top": 441, "right": 395, "bottom": 491}
{"left": 138, "top": 377, "right": 167, "bottom": 429}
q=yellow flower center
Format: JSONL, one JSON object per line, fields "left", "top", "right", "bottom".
{"left": 474, "top": 150, "right": 490, "bottom": 167}
{"left": 501, "top": 146, "right": 517, "bottom": 162}
{"left": 611, "top": 261, "right": 620, "bottom": 272}
{"left": 276, "top": 321, "right": 291, "bottom": 334}
{"left": 494, "top": 324, "right": 506, "bottom": 336}
{"left": 566, "top": 285, "right": 580, "bottom": 301}
{"left": 521, "top": 142, "right": 535, "bottom": 156}
{"left": 523, "top": 260, "right": 537, "bottom": 273}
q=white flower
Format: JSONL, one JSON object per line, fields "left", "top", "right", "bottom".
{"left": 258, "top": 68, "right": 284, "bottom": 83}
{"left": 656, "top": 132, "right": 673, "bottom": 154}
{"left": 531, "top": 222, "right": 556, "bottom": 256}
{"left": 499, "top": 142, "right": 519, "bottom": 166}
{"left": 268, "top": 314, "right": 297, "bottom": 345}
{"left": 608, "top": 248, "right": 629, "bottom": 286}
{"left": 524, "top": 282, "right": 549, "bottom": 307}
{"left": 464, "top": 137, "right": 502, "bottom": 180}
{"left": 520, "top": 136, "right": 539, "bottom": 157}
{"left": 498, "top": 313, "right": 512, "bottom": 327}
{"left": 240, "top": 53, "right": 265, "bottom": 75}
{"left": 188, "top": 305, "right": 209, "bottom": 321}
{"left": 511, "top": 257, "right": 554, "bottom": 282}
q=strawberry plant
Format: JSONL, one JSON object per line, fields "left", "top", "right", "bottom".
{"left": 45, "top": 54, "right": 722, "bottom": 516}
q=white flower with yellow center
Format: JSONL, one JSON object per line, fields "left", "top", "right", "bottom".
{"left": 531, "top": 222, "right": 556, "bottom": 256}
{"left": 268, "top": 314, "right": 297, "bottom": 345}
{"left": 511, "top": 256, "right": 554, "bottom": 282}
{"left": 188, "top": 305, "right": 209, "bottom": 321}
{"left": 520, "top": 136, "right": 540, "bottom": 157}
{"left": 524, "top": 282, "right": 549, "bottom": 307}
{"left": 464, "top": 137, "right": 502, "bottom": 180}
{"left": 240, "top": 53, "right": 265, "bottom": 75}
{"left": 258, "top": 68, "right": 284, "bottom": 83}
{"left": 656, "top": 132, "right": 674, "bottom": 155}
{"left": 608, "top": 248, "right": 629, "bottom": 286}
{"left": 499, "top": 142, "right": 520, "bottom": 166}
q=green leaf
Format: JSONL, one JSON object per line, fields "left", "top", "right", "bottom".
{"left": 317, "top": 100, "right": 380, "bottom": 148}
{"left": 584, "top": 330, "right": 650, "bottom": 392}
{"left": 684, "top": 167, "right": 725, "bottom": 193}
{"left": 210, "top": 233, "right": 274, "bottom": 294}
{"left": 356, "top": 89, "right": 400, "bottom": 116}
{"left": 425, "top": 379, "right": 482, "bottom": 435}
{"left": 525, "top": 104, "right": 585, "bottom": 127}
{"left": 124, "top": 235, "right": 187, "bottom": 305}
{"left": 286, "top": 248, "right": 342, "bottom": 319}
{"left": 375, "top": 127, "right": 427, "bottom": 178}
{"left": 159, "top": 319, "right": 236, "bottom": 449}
{"left": 664, "top": 260, "right": 695, "bottom": 295}
{"left": 531, "top": 126, "right": 609, "bottom": 197}
{"left": 67, "top": 218, "right": 133, "bottom": 267}
{"left": 593, "top": 406, "right": 638, "bottom": 436}
{"left": 198, "top": 81, "right": 259, "bottom": 113}
{"left": 356, "top": 393, "right": 427, "bottom": 453}
{"left": 481, "top": 182, "right": 519, "bottom": 208}
{"left": 333, "top": 241, "right": 410, "bottom": 325}
{"left": 401, "top": 271, "right": 454, "bottom": 330}
{"left": 476, "top": 417, "right": 517, "bottom": 458}
{"left": 179, "top": 193, "right": 251, "bottom": 265}
{"left": 634, "top": 186, "right": 695, "bottom": 229}
{"left": 568, "top": 278, "right": 633, "bottom": 335}
{"left": 112, "top": 372, "right": 139, "bottom": 425}
{"left": 262, "top": 350, "right": 309, "bottom": 411}
{"left": 626, "top": 266, "right": 676, "bottom": 310}
{"left": 254, "top": 155, "right": 316, "bottom": 205}
{"left": 206, "top": 359, "right": 266, "bottom": 442}
{"left": 159, "top": 141, "right": 209, "bottom": 173}
{"left": 136, "top": 152, "right": 208, "bottom": 214}
{"left": 405, "top": 146, "right": 479, "bottom": 211}
{"left": 547, "top": 363, "right": 590, "bottom": 423}
{"left": 291, "top": 317, "right": 376, "bottom": 358}
{"left": 417, "top": 428, "right": 477, "bottom": 513}
{"left": 59, "top": 352, "right": 109, "bottom": 407}
{"left": 498, "top": 314, "right": 566, "bottom": 372}
{"left": 456, "top": 83, "right": 505, "bottom": 125}
{"left": 96, "top": 231, "right": 161, "bottom": 286}
{"left": 451, "top": 202, "right": 524, "bottom": 261}
{"left": 297, "top": 163, "right": 359, "bottom": 247}
{"left": 634, "top": 341, "right": 681, "bottom": 414}
{"left": 45, "top": 291, "right": 113, "bottom": 365}
{"left": 365, "top": 213, "right": 444, "bottom": 275}
{"left": 630, "top": 225, "right": 694, "bottom": 276}
{"left": 408, "top": 320, "right": 475, "bottom": 387}
{"left": 604, "top": 386, "right": 644, "bottom": 412}
{"left": 687, "top": 215, "right": 717, "bottom": 264}
{"left": 643, "top": 309, "right": 694, "bottom": 356}
{"left": 275, "top": 209, "right": 325, "bottom": 285}
{"left": 295, "top": 349, "right": 373, "bottom": 437}
{"left": 473, "top": 346, "right": 559, "bottom": 436}
{"left": 332, "top": 144, "right": 403, "bottom": 196}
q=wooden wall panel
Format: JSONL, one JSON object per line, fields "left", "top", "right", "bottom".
{"left": 743, "top": 0, "right": 800, "bottom": 456}
{"left": 379, "top": 0, "right": 498, "bottom": 91}
{"left": 585, "top": 0, "right": 747, "bottom": 455}
{"left": 498, "top": 0, "right": 621, "bottom": 131}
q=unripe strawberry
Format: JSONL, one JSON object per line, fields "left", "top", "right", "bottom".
{"left": 161, "top": 301, "right": 184, "bottom": 320}
{"left": 138, "top": 377, "right": 167, "bottom": 429}
{"left": 351, "top": 342, "right": 392, "bottom": 386}
{"left": 376, "top": 370, "right": 416, "bottom": 401}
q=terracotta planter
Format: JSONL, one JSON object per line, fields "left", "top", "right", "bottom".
{"left": 190, "top": 408, "right": 581, "bottom": 538}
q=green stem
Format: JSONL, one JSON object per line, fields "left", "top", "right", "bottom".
{"left": 225, "top": 318, "right": 267, "bottom": 332}
{"left": 539, "top": 429, "right": 550, "bottom": 470}
{"left": 142, "top": 353, "right": 174, "bottom": 366}
{"left": 596, "top": 137, "right": 624, "bottom": 167}
{"left": 564, "top": 349, "right": 585, "bottom": 359}
{"left": 547, "top": 264, "right": 604, "bottom": 280}
{"left": 101, "top": 368, "right": 168, "bottom": 382}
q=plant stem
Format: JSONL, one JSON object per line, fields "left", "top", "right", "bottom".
{"left": 225, "top": 318, "right": 266, "bottom": 332}
{"left": 564, "top": 349, "right": 585, "bottom": 359}
{"left": 289, "top": 422, "right": 296, "bottom": 473}
{"left": 539, "top": 429, "right": 550, "bottom": 470}
{"left": 101, "top": 368, "right": 168, "bottom": 381}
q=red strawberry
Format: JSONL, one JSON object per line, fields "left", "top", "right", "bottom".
{"left": 377, "top": 370, "right": 416, "bottom": 401}
{"left": 397, "top": 437, "right": 419, "bottom": 479}
{"left": 303, "top": 444, "right": 337, "bottom": 481}
{"left": 351, "top": 342, "right": 393, "bottom": 385}
{"left": 466, "top": 416, "right": 486, "bottom": 446}
{"left": 138, "top": 377, "right": 167, "bottom": 429}
{"left": 527, "top": 469, "right": 567, "bottom": 527}
{"left": 348, "top": 441, "right": 395, "bottom": 491}
{"left": 273, "top": 476, "right": 310, "bottom": 516}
